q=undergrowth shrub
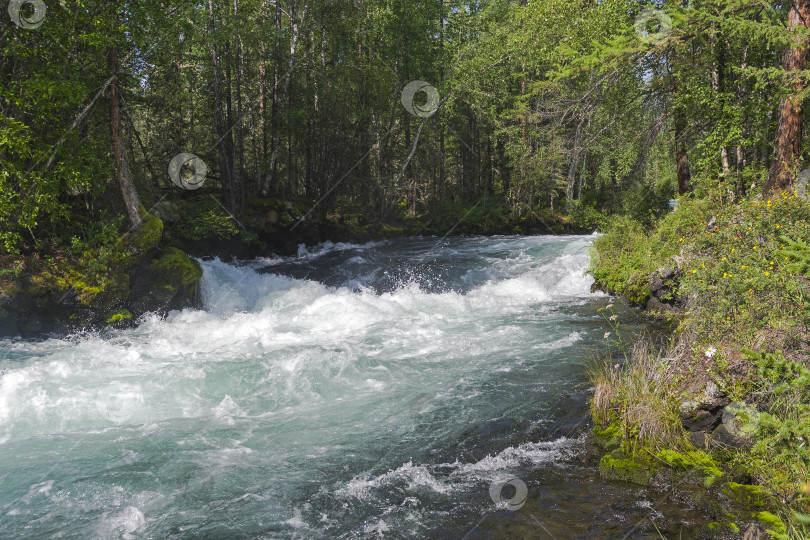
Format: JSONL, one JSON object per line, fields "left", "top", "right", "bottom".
{"left": 588, "top": 198, "right": 707, "bottom": 304}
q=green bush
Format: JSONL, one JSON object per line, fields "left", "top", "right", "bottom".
{"left": 568, "top": 199, "right": 608, "bottom": 231}
{"left": 621, "top": 179, "right": 675, "bottom": 226}
{"left": 171, "top": 199, "right": 240, "bottom": 242}
{"left": 589, "top": 215, "right": 656, "bottom": 304}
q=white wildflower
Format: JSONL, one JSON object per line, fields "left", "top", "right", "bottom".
{"left": 705, "top": 347, "right": 717, "bottom": 358}
{"left": 606, "top": 303, "right": 614, "bottom": 310}
{"left": 609, "top": 315, "right": 618, "bottom": 321}
{"left": 604, "top": 332, "right": 611, "bottom": 339}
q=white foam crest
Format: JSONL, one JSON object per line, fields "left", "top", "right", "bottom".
{"left": 339, "top": 437, "right": 582, "bottom": 503}
{"left": 294, "top": 239, "right": 390, "bottom": 260}
{"left": 455, "top": 437, "right": 581, "bottom": 474}
{"left": 96, "top": 505, "right": 146, "bottom": 540}
{"left": 341, "top": 460, "right": 454, "bottom": 500}
{"left": 534, "top": 332, "right": 582, "bottom": 350}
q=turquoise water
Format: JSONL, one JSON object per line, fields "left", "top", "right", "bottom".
{"left": 0, "top": 235, "right": 707, "bottom": 538}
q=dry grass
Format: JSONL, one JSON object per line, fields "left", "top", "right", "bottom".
{"left": 588, "top": 333, "right": 687, "bottom": 451}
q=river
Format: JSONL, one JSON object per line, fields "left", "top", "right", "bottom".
{"left": 0, "top": 235, "right": 713, "bottom": 538}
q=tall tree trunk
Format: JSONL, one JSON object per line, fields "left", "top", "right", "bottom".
{"left": 263, "top": 2, "right": 303, "bottom": 195}
{"left": 108, "top": 45, "right": 142, "bottom": 230}
{"left": 765, "top": 0, "right": 810, "bottom": 195}
{"left": 438, "top": 4, "right": 446, "bottom": 206}
{"left": 735, "top": 44, "right": 750, "bottom": 199}
{"left": 711, "top": 28, "right": 731, "bottom": 178}
{"left": 672, "top": 66, "right": 692, "bottom": 195}
{"left": 209, "top": 0, "right": 232, "bottom": 202}
{"left": 233, "top": 0, "right": 244, "bottom": 213}
{"left": 675, "top": 113, "right": 692, "bottom": 195}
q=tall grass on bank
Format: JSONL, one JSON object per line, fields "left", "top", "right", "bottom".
{"left": 588, "top": 317, "right": 686, "bottom": 452}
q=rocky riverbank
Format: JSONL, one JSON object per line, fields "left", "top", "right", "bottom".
{"left": 586, "top": 193, "right": 810, "bottom": 538}
{"left": 0, "top": 207, "right": 202, "bottom": 337}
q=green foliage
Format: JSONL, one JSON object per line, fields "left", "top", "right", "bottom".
{"left": 66, "top": 216, "right": 124, "bottom": 255}
{"left": 171, "top": 200, "right": 240, "bottom": 242}
{"left": 589, "top": 216, "right": 656, "bottom": 304}
{"left": 727, "top": 349, "right": 810, "bottom": 525}
{"left": 588, "top": 199, "right": 706, "bottom": 304}
{"left": 567, "top": 200, "right": 608, "bottom": 231}
{"left": 620, "top": 179, "right": 676, "bottom": 226}
{"left": 779, "top": 235, "right": 810, "bottom": 277}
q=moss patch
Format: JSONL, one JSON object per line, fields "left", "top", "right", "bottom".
{"left": 105, "top": 309, "right": 132, "bottom": 324}
{"left": 151, "top": 247, "right": 202, "bottom": 287}
{"left": 755, "top": 511, "right": 787, "bottom": 536}
{"left": 655, "top": 448, "right": 724, "bottom": 487}
{"left": 116, "top": 212, "right": 163, "bottom": 259}
{"left": 598, "top": 450, "right": 656, "bottom": 485}
{"left": 723, "top": 482, "right": 766, "bottom": 510}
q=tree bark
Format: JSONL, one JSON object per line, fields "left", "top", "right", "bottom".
{"left": 209, "top": 0, "right": 232, "bottom": 202}
{"left": 263, "top": 1, "right": 304, "bottom": 195}
{"left": 108, "top": 45, "right": 142, "bottom": 230}
{"left": 765, "top": 0, "right": 810, "bottom": 195}
{"left": 673, "top": 66, "right": 692, "bottom": 195}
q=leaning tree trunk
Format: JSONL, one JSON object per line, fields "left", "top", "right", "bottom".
{"left": 674, "top": 109, "right": 692, "bottom": 195}
{"left": 765, "top": 0, "right": 810, "bottom": 195}
{"left": 108, "top": 45, "right": 142, "bottom": 230}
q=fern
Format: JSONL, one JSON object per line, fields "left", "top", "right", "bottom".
{"left": 778, "top": 235, "right": 810, "bottom": 277}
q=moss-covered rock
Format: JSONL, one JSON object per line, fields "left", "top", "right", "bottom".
{"left": 723, "top": 482, "right": 767, "bottom": 510}
{"left": 755, "top": 511, "right": 787, "bottom": 536}
{"left": 116, "top": 210, "right": 163, "bottom": 261}
{"left": 151, "top": 247, "right": 203, "bottom": 287}
{"left": 655, "top": 448, "right": 725, "bottom": 488}
{"left": 592, "top": 424, "right": 622, "bottom": 452}
{"left": 126, "top": 246, "right": 202, "bottom": 317}
{"left": 599, "top": 450, "right": 657, "bottom": 485}
{"left": 105, "top": 309, "right": 133, "bottom": 324}
{"left": 0, "top": 211, "right": 204, "bottom": 336}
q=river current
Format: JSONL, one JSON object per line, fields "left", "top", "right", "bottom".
{"left": 0, "top": 235, "right": 711, "bottom": 538}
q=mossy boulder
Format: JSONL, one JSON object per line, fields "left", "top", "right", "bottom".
{"left": 654, "top": 448, "right": 725, "bottom": 488}
{"left": 116, "top": 211, "right": 163, "bottom": 261}
{"left": 722, "top": 482, "right": 767, "bottom": 510}
{"left": 127, "top": 247, "right": 202, "bottom": 316}
{"left": 599, "top": 450, "right": 657, "bottom": 485}
{"left": 0, "top": 211, "right": 203, "bottom": 336}
{"left": 754, "top": 511, "right": 787, "bottom": 536}
{"left": 151, "top": 247, "right": 203, "bottom": 287}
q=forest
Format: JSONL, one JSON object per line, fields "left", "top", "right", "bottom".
{"left": 2, "top": 0, "right": 809, "bottom": 254}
